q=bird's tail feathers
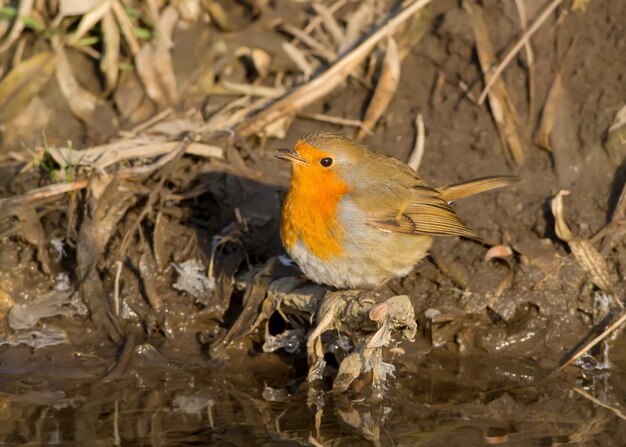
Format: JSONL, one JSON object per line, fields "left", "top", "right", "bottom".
{"left": 438, "top": 176, "right": 519, "bottom": 203}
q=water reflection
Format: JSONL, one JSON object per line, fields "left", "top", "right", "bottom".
{"left": 1, "top": 355, "right": 625, "bottom": 446}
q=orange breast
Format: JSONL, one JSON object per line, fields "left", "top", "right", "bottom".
{"left": 280, "top": 163, "right": 350, "bottom": 260}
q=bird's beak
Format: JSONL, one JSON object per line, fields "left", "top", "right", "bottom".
{"left": 275, "top": 148, "right": 308, "bottom": 164}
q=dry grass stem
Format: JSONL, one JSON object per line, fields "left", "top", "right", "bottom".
{"left": 407, "top": 113, "right": 425, "bottom": 171}
{"left": 113, "top": 260, "right": 123, "bottom": 317}
{"left": 296, "top": 112, "right": 369, "bottom": 131}
{"left": 311, "top": 3, "right": 345, "bottom": 47}
{"left": 280, "top": 42, "right": 314, "bottom": 79}
{"left": 219, "top": 81, "right": 287, "bottom": 98}
{"left": 236, "top": 0, "right": 432, "bottom": 138}
{"left": 559, "top": 310, "right": 626, "bottom": 370}
{"left": 48, "top": 139, "right": 223, "bottom": 171}
{"left": 290, "top": 0, "right": 347, "bottom": 49}
{"left": 477, "top": 0, "right": 564, "bottom": 105}
{"left": 280, "top": 23, "right": 336, "bottom": 61}
{"left": 0, "top": 138, "right": 221, "bottom": 213}
{"left": 0, "top": 180, "right": 89, "bottom": 211}
{"left": 128, "top": 108, "right": 174, "bottom": 134}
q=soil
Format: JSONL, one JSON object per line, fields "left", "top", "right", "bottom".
{"left": 0, "top": 0, "right": 625, "bottom": 445}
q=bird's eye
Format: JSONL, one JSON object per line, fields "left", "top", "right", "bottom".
{"left": 320, "top": 157, "right": 333, "bottom": 167}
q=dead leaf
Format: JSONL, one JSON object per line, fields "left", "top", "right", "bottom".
{"left": 551, "top": 190, "right": 615, "bottom": 294}
{"left": 485, "top": 245, "right": 513, "bottom": 262}
{"left": 357, "top": 37, "right": 400, "bottom": 140}
{"left": 466, "top": 2, "right": 525, "bottom": 165}
{"left": 333, "top": 351, "right": 364, "bottom": 392}
{"left": 100, "top": 10, "right": 120, "bottom": 93}
{"left": 14, "top": 205, "right": 52, "bottom": 275}
{"left": 76, "top": 176, "right": 138, "bottom": 342}
{"left": 0, "top": 52, "right": 56, "bottom": 123}
{"left": 535, "top": 72, "right": 582, "bottom": 186}
{"left": 54, "top": 45, "right": 118, "bottom": 137}
{"left": 111, "top": 0, "right": 140, "bottom": 55}
{"left": 3, "top": 96, "right": 51, "bottom": 148}
{"left": 535, "top": 73, "right": 562, "bottom": 151}
{"left": 135, "top": 6, "right": 179, "bottom": 106}
{"left": 66, "top": 0, "right": 112, "bottom": 46}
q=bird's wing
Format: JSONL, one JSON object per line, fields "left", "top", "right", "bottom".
{"left": 353, "top": 185, "right": 480, "bottom": 239}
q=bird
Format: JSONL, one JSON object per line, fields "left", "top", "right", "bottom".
{"left": 276, "top": 132, "right": 518, "bottom": 289}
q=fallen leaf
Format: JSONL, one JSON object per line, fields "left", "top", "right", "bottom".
{"left": 54, "top": 45, "right": 118, "bottom": 137}
{"left": 535, "top": 73, "right": 562, "bottom": 151}
{"left": 66, "top": 0, "right": 112, "bottom": 46}
{"left": 135, "top": 6, "right": 179, "bottom": 106}
{"left": 0, "top": 52, "right": 56, "bottom": 123}
{"left": 485, "top": 245, "right": 513, "bottom": 262}
{"left": 14, "top": 205, "right": 51, "bottom": 275}
{"left": 111, "top": 0, "right": 140, "bottom": 55}
{"left": 535, "top": 71, "right": 582, "bottom": 186}
{"left": 100, "top": 10, "right": 120, "bottom": 93}
{"left": 551, "top": 190, "right": 615, "bottom": 293}
{"left": 3, "top": 96, "right": 51, "bottom": 148}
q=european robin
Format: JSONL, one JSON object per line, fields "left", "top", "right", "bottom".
{"left": 276, "top": 132, "right": 518, "bottom": 289}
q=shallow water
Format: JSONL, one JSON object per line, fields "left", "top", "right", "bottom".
{"left": 2, "top": 351, "right": 625, "bottom": 447}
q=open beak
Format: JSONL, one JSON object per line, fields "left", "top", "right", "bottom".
{"left": 275, "top": 148, "right": 308, "bottom": 164}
